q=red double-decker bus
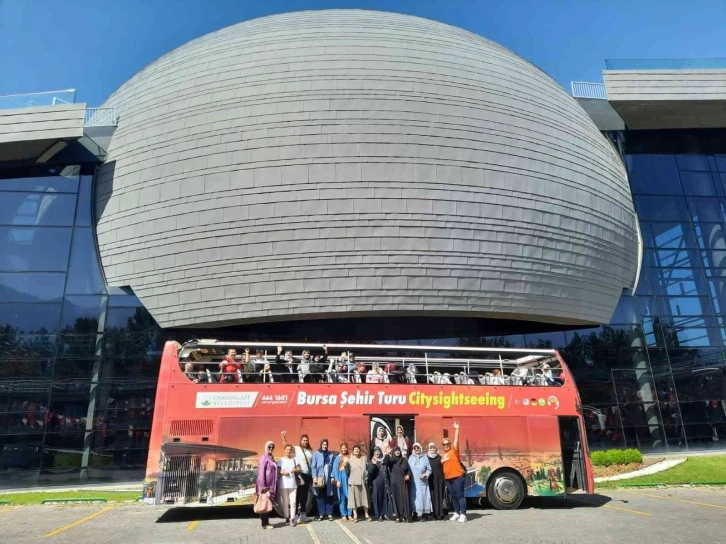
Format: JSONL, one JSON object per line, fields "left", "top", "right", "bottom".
{"left": 144, "top": 340, "right": 593, "bottom": 510}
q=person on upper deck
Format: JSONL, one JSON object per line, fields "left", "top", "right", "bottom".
{"left": 491, "top": 368, "right": 506, "bottom": 385}
{"left": 219, "top": 349, "right": 239, "bottom": 383}
{"left": 252, "top": 349, "right": 267, "bottom": 372}
{"left": 309, "top": 346, "right": 328, "bottom": 383}
{"left": 366, "top": 362, "right": 388, "bottom": 383}
{"left": 183, "top": 362, "right": 197, "bottom": 381}
{"left": 542, "top": 363, "right": 564, "bottom": 386}
{"left": 275, "top": 346, "right": 297, "bottom": 383}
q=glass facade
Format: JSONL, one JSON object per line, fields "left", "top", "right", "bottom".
{"left": 462, "top": 145, "right": 726, "bottom": 454}
{"left": 2, "top": 132, "right": 726, "bottom": 487}
{"left": 0, "top": 165, "right": 164, "bottom": 488}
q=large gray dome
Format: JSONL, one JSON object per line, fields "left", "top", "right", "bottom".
{"left": 95, "top": 10, "right": 638, "bottom": 329}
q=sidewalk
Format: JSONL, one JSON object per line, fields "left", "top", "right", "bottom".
{"left": 643, "top": 449, "right": 726, "bottom": 459}
{"left": 0, "top": 481, "right": 142, "bottom": 494}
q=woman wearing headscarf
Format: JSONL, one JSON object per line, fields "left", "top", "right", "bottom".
{"left": 255, "top": 440, "right": 278, "bottom": 529}
{"left": 383, "top": 446, "right": 411, "bottom": 522}
{"left": 408, "top": 442, "right": 432, "bottom": 521}
{"left": 390, "top": 425, "right": 412, "bottom": 457}
{"left": 368, "top": 446, "right": 392, "bottom": 521}
{"left": 372, "top": 425, "right": 392, "bottom": 455}
{"left": 427, "top": 442, "right": 446, "bottom": 520}
{"left": 347, "top": 445, "right": 371, "bottom": 522}
{"left": 311, "top": 438, "right": 336, "bottom": 520}
{"left": 333, "top": 443, "right": 353, "bottom": 520}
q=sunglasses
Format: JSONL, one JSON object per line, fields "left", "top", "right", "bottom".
{"left": 442, "top": 442, "right": 451, "bottom": 446}
{"left": 268, "top": 445, "right": 275, "bottom": 449}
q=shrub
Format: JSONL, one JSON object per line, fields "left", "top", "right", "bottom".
{"left": 590, "top": 448, "right": 642, "bottom": 466}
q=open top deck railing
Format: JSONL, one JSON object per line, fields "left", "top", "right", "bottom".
{"left": 570, "top": 81, "right": 607, "bottom": 99}
{"left": 176, "top": 340, "right": 564, "bottom": 386}
{"left": 0, "top": 89, "right": 77, "bottom": 110}
{"left": 605, "top": 58, "right": 726, "bottom": 70}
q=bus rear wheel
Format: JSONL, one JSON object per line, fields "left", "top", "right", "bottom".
{"left": 486, "top": 470, "right": 524, "bottom": 510}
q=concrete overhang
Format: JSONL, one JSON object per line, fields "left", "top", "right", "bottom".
{"left": 0, "top": 103, "right": 86, "bottom": 162}
{"left": 604, "top": 69, "right": 726, "bottom": 129}
{"left": 575, "top": 97, "right": 625, "bottom": 131}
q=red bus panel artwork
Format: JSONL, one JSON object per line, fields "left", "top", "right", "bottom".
{"left": 144, "top": 341, "right": 594, "bottom": 510}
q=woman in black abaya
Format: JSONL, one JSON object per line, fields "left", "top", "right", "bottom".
{"left": 368, "top": 446, "right": 392, "bottom": 521}
{"left": 426, "top": 442, "right": 446, "bottom": 520}
{"left": 383, "top": 446, "right": 411, "bottom": 522}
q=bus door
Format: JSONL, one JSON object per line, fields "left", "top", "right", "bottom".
{"left": 558, "top": 416, "right": 586, "bottom": 492}
{"left": 370, "top": 414, "right": 417, "bottom": 453}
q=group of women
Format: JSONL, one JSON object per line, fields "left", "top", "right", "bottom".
{"left": 255, "top": 422, "right": 468, "bottom": 529}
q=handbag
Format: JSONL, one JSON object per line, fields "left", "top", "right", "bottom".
{"left": 313, "top": 476, "right": 325, "bottom": 488}
{"left": 253, "top": 491, "right": 272, "bottom": 514}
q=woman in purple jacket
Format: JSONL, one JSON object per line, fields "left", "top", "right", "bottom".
{"left": 256, "top": 440, "right": 279, "bottom": 529}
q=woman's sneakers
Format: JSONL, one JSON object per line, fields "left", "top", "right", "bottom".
{"left": 458, "top": 514, "right": 467, "bottom": 523}
{"left": 449, "top": 512, "right": 460, "bottom": 521}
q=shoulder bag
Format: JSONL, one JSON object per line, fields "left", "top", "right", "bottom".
{"left": 253, "top": 491, "right": 272, "bottom": 514}
{"left": 312, "top": 452, "right": 326, "bottom": 488}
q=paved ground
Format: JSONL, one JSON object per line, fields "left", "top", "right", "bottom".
{"left": 2, "top": 488, "right": 726, "bottom": 544}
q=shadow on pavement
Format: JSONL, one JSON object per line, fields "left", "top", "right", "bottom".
{"left": 156, "top": 505, "right": 262, "bottom": 523}
{"left": 518, "top": 494, "right": 615, "bottom": 510}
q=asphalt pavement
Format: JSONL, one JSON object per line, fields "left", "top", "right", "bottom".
{"left": 1, "top": 488, "right": 726, "bottom": 544}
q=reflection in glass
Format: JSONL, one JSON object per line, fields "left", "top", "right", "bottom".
{"left": 656, "top": 296, "right": 713, "bottom": 317}
{"left": 0, "top": 273, "right": 65, "bottom": 302}
{"left": 59, "top": 296, "right": 107, "bottom": 332}
{"left": 626, "top": 155, "right": 681, "bottom": 194}
{"left": 0, "top": 175, "right": 79, "bottom": 193}
{"left": 0, "top": 226, "right": 72, "bottom": 272}
{"left": 675, "top": 155, "right": 710, "bottom": 171}
{"left": 647, "top": 267, "right": 708, "bottom": 297}
{"left": 687, "top": 198, "right": 726, "bottom": 223}
{"left": 0, "top": 303, "right": 62, "bottom": 333}
{"left": 609, "top": 297, "right": 639, "bottom": 324}
{"left": 56, "top": 333, "right": 99, "bottom": 359}
{"left": 74, "top": 176, "right": 93, "bottom": 227}
{"left": 680, "top": 171, "right": 717, "bottom": 196}
{"left": 640, "top": 221, "right": 696, "bottom": 249}
{"left": 644, "top": 248, "right": 701, "bottom": 268}
{"left": 635, "top": 195, "right": 689, "bottom": 221}
{"left": 65, "top": 228, "right": 106, "bottom": 295}
{"left": 0, "top": 192, "right": 77, "bottom": 227}
{"left": 523, "top": 331, "right": 566, "bottom": 348}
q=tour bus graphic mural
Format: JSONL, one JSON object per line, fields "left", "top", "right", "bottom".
{"left": 144, "top": 341, "right": 593, "bottom": 509}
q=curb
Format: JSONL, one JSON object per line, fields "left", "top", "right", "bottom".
{"left": 594, "top": 458, "right": 687, "bottom": 483}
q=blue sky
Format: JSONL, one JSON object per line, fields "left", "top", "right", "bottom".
{"left": 2, "top": 0, "right": 726, "bottom": 106}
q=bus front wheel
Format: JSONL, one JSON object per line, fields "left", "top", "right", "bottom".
{"left": 486, "top": 470, "right": 524, "bottom": 510}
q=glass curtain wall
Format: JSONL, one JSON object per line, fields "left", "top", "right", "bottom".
{"left": 463, "top": 153, "right": 726, "bottom": 453}
{"left": 0, "top": 165, "right": 164, "bottom": 487}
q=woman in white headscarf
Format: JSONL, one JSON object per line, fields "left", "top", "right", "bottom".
{"left": 407, "top": 443, "right": 432, "bottom": 521}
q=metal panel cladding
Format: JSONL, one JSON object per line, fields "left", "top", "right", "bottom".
{"left": 95, "top": 10, "right": 638, "bottom": 329}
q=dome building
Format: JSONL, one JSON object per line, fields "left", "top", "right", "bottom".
{"left": 95, "top": 9, "right": 638, "bottom": 332}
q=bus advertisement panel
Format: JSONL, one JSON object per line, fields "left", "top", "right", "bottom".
{"left": 144, "top": 341, "right": 594, "bottom": 510}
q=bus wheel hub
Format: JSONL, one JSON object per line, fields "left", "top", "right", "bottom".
{"left": 494, "top": 477, "right": 518, "bottom": 503}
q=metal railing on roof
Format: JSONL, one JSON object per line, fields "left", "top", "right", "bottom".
{"left": 0, "top": 89, "right": 77, "bottom": 110}
{"left": 571, "top": 81, "right": 607, "bottom": 99}
{"left": 84, "top": 107, "right": 117, "bottom": 127}
{"left": 605, "top": 58, "right": 726, "bottom": 70}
